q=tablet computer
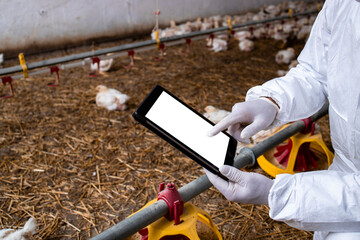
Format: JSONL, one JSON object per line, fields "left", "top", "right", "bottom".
{"left": 132, "top": 85, "right": 237, "bottom": 180}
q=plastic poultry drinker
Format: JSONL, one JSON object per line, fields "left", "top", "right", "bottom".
{"left": 257, "top": 118, "right": 334, "bottom": 178}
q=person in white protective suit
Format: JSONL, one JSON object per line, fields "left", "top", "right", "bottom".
{"left": 205, "top": 0, "right": 360, "bottom": 239}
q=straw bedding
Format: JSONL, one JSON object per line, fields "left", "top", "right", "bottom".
{"left": 0, "top": 35, "right": 331, "bottom": 239}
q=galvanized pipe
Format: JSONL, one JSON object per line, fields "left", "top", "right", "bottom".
{"left": 0, "top": 9, "right": 318, "bottom": 77}
{"left": 91, "top": 102, "right": 329, "bottom": 240}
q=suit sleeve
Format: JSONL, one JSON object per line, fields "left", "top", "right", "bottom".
{"left": 268, "top": 170, "right": 360, "bottom": 232}
{"left": 245, "top": 0, "right": 333, "bottom": 127}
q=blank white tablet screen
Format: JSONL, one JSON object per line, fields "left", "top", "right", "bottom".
{"left": 145, "top": 91, "right": 230, "bottom": 168}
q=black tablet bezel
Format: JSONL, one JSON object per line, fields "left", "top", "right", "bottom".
{"left": 132, "top": 85, "right": 237, "bottom": 179}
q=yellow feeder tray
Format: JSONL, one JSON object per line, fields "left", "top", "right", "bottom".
{"left": 257, "top": 122, "right": 334, "bottom": 178}
{"left": 128, "top": 183, "right": 222, "bottom": 240}
{"left": 130, "top": 198, "right": 223, "bottom": 240}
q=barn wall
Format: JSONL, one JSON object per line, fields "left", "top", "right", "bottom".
{"left": 0, "top": 0, "right": 298, "bottom": 57}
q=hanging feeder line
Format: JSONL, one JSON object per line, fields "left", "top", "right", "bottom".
{"left": 91, "top": 103, "right": 329, "bottom": 240}
{"left": 154, "top": 0, "right": 161, "bottom": 49}
{"left": 0, "top": 9, "right": 319, "bottom": 79}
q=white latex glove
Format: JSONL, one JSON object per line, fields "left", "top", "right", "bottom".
{"left": 205, "top": 165, "right": 274, "bottom": 205}
{"left": 207, "top": 98, "right": 278, "bottom": 142}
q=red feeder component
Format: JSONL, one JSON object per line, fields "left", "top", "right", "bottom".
{"left": 249, "top": 26, "right": 254, "bottom": 34}
{"left": 159, "top": 43, "right": 165, "bottom": 50}
{"left": 90, "top": 57, "right": 100, "bottom": 76}
{"left": 226, "top": 30, "right": 236, "bottom": 44}
{"left": 181, "top": 38, "right": 192, "bottom": 54}
{"left": 306, "top": 15, "right": 311, "bottom": 25}
{"left": 155, "top": 43, "right": 166, "bottom": 61}
{"left": 48, "top": 66, "right": 60, "bottom": 87}
{"left": 273, "top": 118, "right": 319, "bottom": 172}
{"left": 157, "top": 183, "right": 184, "bottom": 225}
{"left": 124, "top": 50, "right": 135, "bottom": 69}
{"left": 0, "top": 76, "right": 14, "bottom": 99}
{"left": 138, "top": 183, "right": 185, "bottom": 240}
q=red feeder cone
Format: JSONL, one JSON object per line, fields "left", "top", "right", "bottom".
{"left": 181, "top": 38, "right": 192, "bottom": 55}
{"left": 226, "top": 30, "right": 236, "bottom": 44}
{"left": 297, "top": 142, "right": 319, "bottom": 171}
{"left": 274, "top": 120, "right": 320, "bottom": 172}
{"left": 257, "top": 119, "right": 334, "bottom": 178}
{"left": 154, "top": 43, "right": 166, "bottom": 61}
{"left": 0, "top": 76, "right": 14, "bottom": 99}
{"left": 274, "top": 140, "right": 293, "bottom": 167}
{"left": 274, "top": 140, "right": 319, "bottom": 172}
{"left": 90, "top": 57, "right": 100, "bottom": 76}
{"left": 124, "top": 50, "right": 135, "bottom": 69}
{"left": 48, "top": 66, "right": 60, "bottom": 87}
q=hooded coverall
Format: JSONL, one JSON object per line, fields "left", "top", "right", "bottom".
{"left": 246, "top": 0, "right": 360, "bottom": 239}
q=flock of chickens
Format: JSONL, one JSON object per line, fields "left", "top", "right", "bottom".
{"left": 95, "top": 1, "right": 317, "bottom": 114}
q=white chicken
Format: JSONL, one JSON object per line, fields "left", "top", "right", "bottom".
{"left": 169, "top": 20, "right": 191, "bottom": 36}
{"left": 251, "top": 126, "right": 283, "bottom": 144}
{"left": 289, "top": 59, "right": 299, "bottom": 69}
{"left": 186, "top": 17, "right": 202, "bottom": 31}
{"left": 252, "top": 11, "right": 267, "bottom": 21}
{"left": 275, "top": 47, "right": 296, "bottom": 64}
{"left": 95, "top": 85, "right": 130, "bottom": 111}
{"left": 282, "top": 22, "right": 296, "bottom": 35}
{"left": 263, "top": 4, "right": 281, "bottom": 17}
{"left": 239, "top": 39, "right": 254, "bottom": 52}
{"left": 277, "top": 59, "right": 299, "bottom": 76}
{"left": 203, "top": 106, "right": 230, "bottom": 124}
{"left": 0, "top": 217, "right": 37, "bottom": 240}
{"left": 271, "top": 23, "right": 290, "bottom": 45}
{"left": 276, "top": 69, "right": 288, "bottom": 77}
{"left": 233, "top": 30, "right": 252, "bottom": 41}
{"left": 252, "top": 26, "right": 269, "bottom": 39}
{"left": 151, "top": 28, "right": 176, "bottom": 39}
{"left": 209, "top": 15, "right": 222, "bottom": 28}
{"left": 232, "top": 15, "right": 248, "bottom": 25}
{"left": 297, "top": 24, "right": 312, "bottom": 41}
{"left": 216, "top": 33, "right": 230, "bottom": 41}
{"left": 207, "top": 38, "right": 227, "bottom": 52}
{"left": 200, "top": 18, "right": 214, "bottom": 31}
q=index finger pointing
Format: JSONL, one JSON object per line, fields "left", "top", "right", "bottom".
{"left": 207, "top": 114, "right": 239, "bottom": 137}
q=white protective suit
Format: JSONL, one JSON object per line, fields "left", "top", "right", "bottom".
{"left": 246, "top": 0, "right": 360, "bottom": 239}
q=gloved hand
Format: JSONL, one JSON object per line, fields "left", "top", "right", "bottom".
{"left": 207, "top": 99, "right": 278, "bottom": 142}
{"left": 205, "top": 165, "right": 273, "bottom": 205}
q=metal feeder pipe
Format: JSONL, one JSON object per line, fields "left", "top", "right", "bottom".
{"left": 91, "top": 102, "right": 329, "bottom": 240}
{"left": 0, "top": 9, "right": 318, "bottom": 77}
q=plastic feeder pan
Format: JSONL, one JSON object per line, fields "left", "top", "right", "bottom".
{"left": 129, "top": 199, "right": 222, "bottom": 240}
{"left": 257, "top": 124, "right": 334, "bottom": 178}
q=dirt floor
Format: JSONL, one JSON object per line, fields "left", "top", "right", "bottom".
{"left": 0, "top": 29, "right": 332, "bottom": 239}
